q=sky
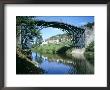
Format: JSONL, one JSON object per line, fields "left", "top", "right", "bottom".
{"left": 35, "top": 16, "right": 94, "bottom": 40}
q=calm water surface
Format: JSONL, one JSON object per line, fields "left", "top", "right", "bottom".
{"left": 31, "top": 52, "right": 94, "bottom": 74}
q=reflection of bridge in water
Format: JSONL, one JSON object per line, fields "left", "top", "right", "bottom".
{"left": 35, "top": 20, "right": 85, "bottom": 48}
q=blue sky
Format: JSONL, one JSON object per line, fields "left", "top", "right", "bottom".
{"left": 36, "top": 16, "right": 94, "bottom": 40}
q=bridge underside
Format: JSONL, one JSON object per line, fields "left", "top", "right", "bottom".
{"left": 35, "top": 20, "right": 85, "bottom": 48}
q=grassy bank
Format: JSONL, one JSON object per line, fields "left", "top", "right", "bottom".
{"left": 32, "top": 43, "right": 69, "bottom": 54}
{"left": 16, "top": 47, "right": 44, "bottom": 74}
{"left": 32, "top": 41, "right": 94, "bottom": 65}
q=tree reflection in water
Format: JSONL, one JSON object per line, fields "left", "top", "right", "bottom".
{"left": 31, "top": 52, "right": 94, "bottom": 74}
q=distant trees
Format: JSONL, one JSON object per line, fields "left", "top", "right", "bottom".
{"left": 16, "top": 16, "right": 42, "bottom": 49}
{"left": 84, "top": 22, "right": 94, "bottom": 29}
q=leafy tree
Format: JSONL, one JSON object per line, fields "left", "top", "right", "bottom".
{"left": 85, "top": 41, "right": 94, "bottom": 52}
{"left": 16, "top": 16, "right": 42, "bottom": 49}
{"left": 84, "top": 22, "right": 94, "bottom": 29}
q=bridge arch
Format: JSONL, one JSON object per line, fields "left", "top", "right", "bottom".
{"left": 35, "top": 20, "right": 85, "bottom": 48}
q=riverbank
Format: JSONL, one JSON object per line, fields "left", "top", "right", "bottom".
{"left": 16, "top": 47, "right": 44, "bottom": 74}
{"left": 32, "top": 43, "right": 70, "bottom": 54}
{"left": 32, "top": 41, "right": 94, "bottom": 65}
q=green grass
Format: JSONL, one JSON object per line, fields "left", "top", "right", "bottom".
{"left": 32, "top": 43, "right": 66, "bottom": 54}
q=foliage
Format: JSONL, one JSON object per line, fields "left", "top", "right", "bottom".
{"left": 85, "top": 41, "right": 94, "bottom": 52}
{"left": 16, "top": 16, "right": 44, "bottom": 74}
{"left": 33, "top": 45, "right": 72, "bottom": 55}
{"left": 16, "top": 16, "right": 42, "bottom": 49}
{"left": 84, "top": 22, "right": 94, "bottom": 29}
{"left": 84, "top": 52, "right": 94, "bottom": 65}
{"left": 32, "top": 33, "right": 73, "bottom": 54}
{"left": 56, "top": 46, "right": 71, "bottom": 54}
{"left": 32, "top": 44, "right": 65, "bottom": 54}
{"left": 84, "top": 41, "right": 94, "bottom": 65}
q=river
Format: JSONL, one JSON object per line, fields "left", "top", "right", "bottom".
{"left": 31, "top": 52, "right": 94, "bottom": 74}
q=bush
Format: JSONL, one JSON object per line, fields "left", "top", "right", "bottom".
{"left": 84, "top": 41, "right": 94, "bottom": 65}
{"left": 85, "top": 41, "right": 94, "bottom": 52}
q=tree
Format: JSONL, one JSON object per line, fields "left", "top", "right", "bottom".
{"left": 16, "top": 16, "right": 42, "bottom": 49}
{"left": 85, "top": 41, "right": 94, "bottom": 52}
{"left": 84, "top": 22, "right": 94, "bottom": 29}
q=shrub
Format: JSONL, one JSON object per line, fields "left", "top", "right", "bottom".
{"left": 85, "top": 41, "right": 94, "bottom": 52}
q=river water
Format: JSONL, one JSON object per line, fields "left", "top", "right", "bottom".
{"left": 31, "top": 52, "right": 94, "bottom": 74}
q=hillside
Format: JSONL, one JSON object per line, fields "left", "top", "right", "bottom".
{"left": 41, "top": 33, "right": 71, "bottom": 45}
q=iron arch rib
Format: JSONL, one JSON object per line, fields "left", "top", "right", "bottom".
{"left": 35, "top": 20, "right": 85, "bottom": 48}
